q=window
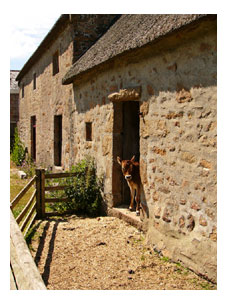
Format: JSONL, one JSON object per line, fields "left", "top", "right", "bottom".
{"left": 52, "top": 51, "right": 59, "bottom": 76}
{"left": 33, "top": 73, "right": 36, "bottom": 90}
{"left": 22, "top": 83, "right": 24, "bottom": 98}
{"left": 54, "top": 115, "right": 62, "bottom": 166}
{"left": 86, "top": 122, "right": 92, "bottom": 141}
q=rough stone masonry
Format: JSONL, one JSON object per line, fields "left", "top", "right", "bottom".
{"left": 68, "top": 17, "right": 217, "bottom": 282}
{"left": 17, "top": 15, "right": 217, "bottom": 282}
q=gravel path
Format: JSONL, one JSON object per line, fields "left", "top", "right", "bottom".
{"left": 29, "top": 215, "right": 216, "bottom": 290}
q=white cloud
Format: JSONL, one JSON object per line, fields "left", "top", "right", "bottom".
{"left": 10, "top": 14, "right": 60, "bottom": 67}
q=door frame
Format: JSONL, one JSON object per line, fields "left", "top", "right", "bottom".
{"left": 112, "top": 101, "right": 140, "bottom": 207}
{"left": 31, "top": 116, "right": 36, "bottom": 161}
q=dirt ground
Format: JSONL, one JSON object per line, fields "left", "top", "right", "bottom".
{"left": 28, "top": 215, "right": 216, "bottom": 290}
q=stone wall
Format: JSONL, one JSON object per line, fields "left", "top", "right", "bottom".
{"left": 70, "top": 14, "right": 119, "bottom": 63}
{"left": 70, "top": 19, "right": 216, "bottom": 281}
{"left": 18, "top": 15, "right": 217, "bottom": 281}
{"left": 10, "top": 93, "right": 19, "bottom": 147}
{"left": 18, "top": 15, "right": 119, "bottom": 170}
{"left": 18, "top": 22, "right": 74, "bottom": 169}
{"left": 10, "top": 93, "right": 19, "bottom": 123}
{"left": 70, "top": 80, "right": 114, "bottom": 207}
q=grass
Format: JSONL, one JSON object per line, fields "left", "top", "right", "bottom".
{"left": 199, "top": 281, "right": 216, "bottom": 290}
{"left": 161, "top": 256, "right": 170, "bottom": 262}
{"left": 10, "top": 160, "right": 35, "bottom": 218}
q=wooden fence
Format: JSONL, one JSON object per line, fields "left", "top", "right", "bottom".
{"left": 10, "top": 175, "right": 37, "bottom": 236}
{"left": 36, "top": 169, "right": 78, "bottom": 218}
{"left": 10, "top": 210, "right": 46, "bottom": 290}
{"left": 11, "top": 169, "right": 78, "bottom": 229}
{"left": 10, "top": 169, "right": 77, "bottom": 289}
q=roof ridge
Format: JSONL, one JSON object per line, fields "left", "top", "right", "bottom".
{"left": 63, "top": 14, "right": 213, "bottom": 85}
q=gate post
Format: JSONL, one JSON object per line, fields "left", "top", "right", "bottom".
{"left": 40, "top": 169, "right": 45, "bottom": 218}
{"left": 36, "top": 169, "right": 42, "bottom": 219}
{"left": 36, "top": 169, "right": 45, "bottom": 219}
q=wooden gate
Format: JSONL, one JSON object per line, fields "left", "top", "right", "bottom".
{"left": 10, "top": 169, "right": 78, "bottom": 289}
{"left": 36, "top": 169, "right": 78, "bottom": 218}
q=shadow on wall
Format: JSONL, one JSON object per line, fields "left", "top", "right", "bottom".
{"left": 140, "top": 184, "right": 149, "bottom": 219}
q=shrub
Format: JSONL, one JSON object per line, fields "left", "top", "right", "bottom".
{"left": 10, "top": 127, "right": 26, "bottom": 166}
{"left": 49, "top": 157, "right": 103, "bottom": 217}
{"left": 66, "top": 157, "right": 103, "bottom": 216}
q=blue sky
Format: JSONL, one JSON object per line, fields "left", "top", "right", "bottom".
{"left": 10, "top": 13, "right": 60, "bottom": 70}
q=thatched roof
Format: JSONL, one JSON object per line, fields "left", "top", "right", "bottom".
{"left": 10, "top": 70, "right": 20, "bottom": 93}
{"left": 62, "top": 14, "right": 211, "bottom": 85}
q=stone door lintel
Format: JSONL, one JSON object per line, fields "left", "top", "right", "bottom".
{"left": 108, "top": 86, "right": 141, "bottom": 102}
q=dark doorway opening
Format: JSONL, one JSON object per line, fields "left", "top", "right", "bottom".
{"left": 112, "top": 101, "right": 140, "bottom": 207}
{"left": 54, "top": 115, "right": 62, "bottom": 166}
{"left": 10, "top": 122, "right": 17, "bottom": 151}
{"left": 31, "top": 116, "right": 36, "bottom": 161}
{"left": 122, "top": 101, "right": 140, "bottom": 162}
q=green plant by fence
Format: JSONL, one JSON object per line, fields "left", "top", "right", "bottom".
{"left": 11, "top": 157, "right": 103, "bottom": 236}
{"left": 36, "top": 169, "right": 78, "bottom": 218}
{"left": 10, "top": 170, "right": 79, "bottom": 228}
{"left": 10, "top": 158, "right": 102, "bottom": 289}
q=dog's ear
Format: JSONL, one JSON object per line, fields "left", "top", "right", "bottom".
{"left": 131, "top": 155, "right": 135, "bottom": 162}
{"left": 117, "top": 156, "right": 122, "bottom": 165}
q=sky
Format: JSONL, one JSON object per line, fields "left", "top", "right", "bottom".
{"left": 10, "top": 13, "right": 60, "bottom": 70}
{"left": 9, "top": 1, "right": 222, "bottom": 72}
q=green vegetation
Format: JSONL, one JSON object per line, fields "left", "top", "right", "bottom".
{"left": 10, "top": 127, "right": 26, "bottom": 166}
{"left": 11, "top": 156, "right": 104, "bottom": 219}
{"left": 140, "top": 254, "right": 146, "bottom": 261}
{"left": 46, "top": 157, "right": 104, "bottom": 217}
{"left": 199, "top": 281, "right": 216, "bottom": 290}
{"left": 21, "top": 155, "right": 36, "bottom": 177}
{"left": 161, "top": 256, "right": 170, "bottom": 262}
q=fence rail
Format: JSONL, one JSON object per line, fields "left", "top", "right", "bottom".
{"left": 10, "top": 176, "right": 37, "bottom": 236}
{"left": 35, "top": 169, "right": 78, "bottom": 218}
{"left": 11, "top": 169, "right": 78, "bottom": 231}
{"left": 10, "top": 176, "right": 36, "bottom": 210}
{"left": 45, "top": 172, "right": 78, "bottom": 179}
{"left": 10, "top": 210, "right": 46, "bottom": 290}
{"left": 10, "top": 168, "right": 77, "bottom": 289}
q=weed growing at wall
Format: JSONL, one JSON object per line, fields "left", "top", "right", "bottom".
{"left": 21, "top": 155, "right": 36, "bottom": 177}
{"left": 10, "top": 127, "right": 26, "bottom": 166}
{"left": 47, "top": 157, "right": 103, "bottom": 217}
{"left": 66, "top": 157, "right": 103, "bottom": 216}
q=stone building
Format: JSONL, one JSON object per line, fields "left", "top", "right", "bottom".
{"left": 16, "top": 14, "right": 120, "bottom": 164}
{"left": 10, "top": 70, "right": 20, "bottom": 148}
{"left": 17, "top": 14, "right": 217, "bottom": 282}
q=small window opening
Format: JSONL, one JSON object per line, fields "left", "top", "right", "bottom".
{"left": 33, "top": 73, "right": 36, "bottom": 90}
{"left": 54, "top": 115, "right": 62, "bottom": 166}
{"left": 52, "top": 51, "right": 59, "bottom": 76}
{"left": 86, "top": 122, "right": 92, "bottom": 141}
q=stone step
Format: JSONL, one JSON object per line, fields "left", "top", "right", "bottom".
{"left": 107, "top": 206, "right": 146, "bottom": 232}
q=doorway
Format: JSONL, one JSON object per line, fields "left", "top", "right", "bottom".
{"left": 112, "top": 101, "right": 140, "bottom": 206}
{"left": 31, "top": 116, "right": 36, "bottom": 161}
{"left": 54, "top": 115, "right": 62, "bottom": 166}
